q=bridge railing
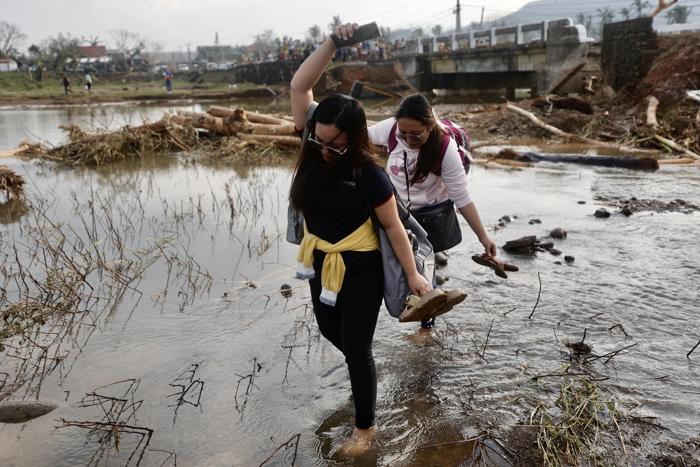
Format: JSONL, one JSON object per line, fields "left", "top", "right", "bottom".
{"left": 396, "top": 18, "right": 591, "bottom": 55}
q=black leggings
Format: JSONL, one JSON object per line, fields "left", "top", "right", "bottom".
{"left": 310, "top": 250, "right": 384, "bottom": 429}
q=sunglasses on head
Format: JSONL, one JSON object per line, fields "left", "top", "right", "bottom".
{"left": 307, "top": 134, "right": 349, "bottom": 157}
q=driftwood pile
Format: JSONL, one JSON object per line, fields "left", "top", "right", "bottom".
{"left": 11, "top": 106, "right": 302, "bottom": 167}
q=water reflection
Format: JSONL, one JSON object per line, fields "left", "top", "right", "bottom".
{"left": 0, "top": 105, "right": 699, "bottom": 465}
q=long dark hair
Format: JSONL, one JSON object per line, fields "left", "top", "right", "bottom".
{"left": 290, "top": 94, "right": 379, "bottom": 213}
{"left": 395, "top": 94, "right": 443, "bottom": 185}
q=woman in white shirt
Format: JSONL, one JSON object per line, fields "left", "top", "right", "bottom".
{"left": 368, "top": 94, "right": 497, "bottom": 330}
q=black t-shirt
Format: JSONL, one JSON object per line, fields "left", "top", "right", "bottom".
{"left": 304, "top": 163, "right": 393, "bottom": 244}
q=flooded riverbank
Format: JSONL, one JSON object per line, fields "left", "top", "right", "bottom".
{"left": 1, "top": 105, "right": 699, "bottom": 466}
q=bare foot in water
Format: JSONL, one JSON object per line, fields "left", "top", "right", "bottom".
{"left": 336, "top": 427, "right": 376, "bottom": 457}
{"left": 406, "top": 327, "right": 436, "bottom": 346}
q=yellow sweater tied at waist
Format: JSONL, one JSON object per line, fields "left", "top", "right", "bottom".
{"left": 296, "top": 217, "right": 379, "bottom": 306}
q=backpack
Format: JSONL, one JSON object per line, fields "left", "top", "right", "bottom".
{"left": 388, "top": 120, "right": 472, "bottom": 175}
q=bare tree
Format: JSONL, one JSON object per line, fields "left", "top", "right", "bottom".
{"left": 110, "top": 29, "right": 147, "bottom": 71}
{"left": 81, "top": 35, "right": 101, "bottom": 47}
{"left": 252, "top": 30, "right": 276, "bottom": 61}
{"left": 142, "top": 41, "right": 166, "bottom": 66}
{"left": 0, "top": 21, "right": 27, "bottom": 57}
{"left": 45, "top": 33, "right": 81, "bottom": 71}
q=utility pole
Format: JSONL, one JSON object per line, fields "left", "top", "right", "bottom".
{"left": 480, "top": 6, "right": 485, "bottom": 27}
{"left": 454, "top": 0, "right": 462, "bottom": 32}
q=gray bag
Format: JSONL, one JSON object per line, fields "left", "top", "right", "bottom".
{"left": 377, "top": 212, "right": 435, "bottom": 318}
{"left": 286, "top": 205, "right": 304, "bottom": 245}
{"left": 286, "top": 103, "right": 318, "bottom": 245}
{"left": 355, "top": 169, "right": 435, "bottom": 318}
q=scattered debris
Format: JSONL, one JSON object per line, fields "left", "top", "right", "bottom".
{"left": 597, "top": 196, "right": 700, "bottom": 215}
{"left": 0, "top": 165, "right": 24, "bottom": 201}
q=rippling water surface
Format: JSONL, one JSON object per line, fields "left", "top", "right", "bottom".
{"left": 0, "top": 105, "right": 698, "bottom": 466}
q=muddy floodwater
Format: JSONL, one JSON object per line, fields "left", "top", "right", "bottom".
{"left": 1, "top": 103, "right": 699, "bottom": 466}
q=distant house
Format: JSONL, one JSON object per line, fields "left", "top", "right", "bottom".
{"left": 79, "top": 45, "right": 108, "bottom": 58}
{"left": 0, "top": 58, "right": 18, "bottom": 72}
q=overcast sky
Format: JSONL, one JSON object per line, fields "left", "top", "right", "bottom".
{"left": 4, "top": 0, "right": 529, "bottom": 51}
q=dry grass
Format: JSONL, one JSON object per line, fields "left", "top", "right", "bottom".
{"left": 42, "top": 122, "right": 200, "bottom": 166}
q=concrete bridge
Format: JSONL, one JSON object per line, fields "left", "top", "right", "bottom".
{"left": 395, "top": 18, "right": 593, "bottom": 97}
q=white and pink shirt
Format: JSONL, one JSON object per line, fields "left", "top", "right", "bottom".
{"left": 368, "top": 117, "right": 472, "bottom": 210}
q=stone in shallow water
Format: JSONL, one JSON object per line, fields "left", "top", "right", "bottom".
{"left": 435, "top": 252, "right": 448, "bottom": 267}
{"left": 0, "top": 400, "right": 58, "bottom": 423}
{"left": 280, "top": 284, "right": 293, "bottom": 298}
{"left": 549, "top": 227, "right": 567, "bottom": 239}
{"left": 594, "top": 208, "right": 611, "bottom": 218}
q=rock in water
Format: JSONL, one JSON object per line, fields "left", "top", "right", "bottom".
{"left": 0, "top": 400, "right": 58, "bottom": 423}
{"left": 280, "top": 284, "right": 293, "bottom": 298}
{"left": 594, "top": 208, "right": 611, "bottom": 218}
{"left": 550, "top": 228, "right": 567, "bottom": 239}
{"left": 435, "top": 252, "right": 449, "bottom": 267}
{"left": 564, "top": 255, "right": 575, "bottom": 263}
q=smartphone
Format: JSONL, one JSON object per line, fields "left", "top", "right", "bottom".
{"left": 331, "top": 22, "right": 382, "bottom": 48}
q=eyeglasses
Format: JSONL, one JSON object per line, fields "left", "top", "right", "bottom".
{"left": 307, "top": 134, "right": 349, "bottom": 157}
{"left": 396, "top": 130, "right": 428, "bottom": 143}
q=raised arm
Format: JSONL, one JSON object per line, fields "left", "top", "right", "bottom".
{"left": 291, "top": 24, "right": 358, "bottom": 129}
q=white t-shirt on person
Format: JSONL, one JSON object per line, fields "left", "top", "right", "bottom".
{"left": 368, "top": 117, "right": 472, "bottom": 210}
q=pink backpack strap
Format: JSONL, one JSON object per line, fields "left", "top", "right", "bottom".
{"left": 388, "top": 121, "right": 398, "bottom": 152}
{"left": 430, "top": 131, "right": 450, "bottom": 176}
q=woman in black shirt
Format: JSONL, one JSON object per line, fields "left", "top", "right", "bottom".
{"left": 290, "top": 26, "right": 433, "bottom": 458}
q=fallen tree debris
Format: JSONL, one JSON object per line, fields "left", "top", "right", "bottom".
{"left": 646, "top": 96, "right": 659, "bottom": 128}
{"left": 506, "top": 103, "right": 655, "bottom": 154}
{"left": 0, "top": 165, "right": 24, "bottom": 201}
{"left": 14, "top": 106, "right": 304, "bottom": 166}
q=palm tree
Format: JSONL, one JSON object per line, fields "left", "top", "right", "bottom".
{"left": 328, "top": 15, "right": 342, "bottom": 32}
{"left": 619, "top": 7, "right": 632, "bottom": 20}
{"left": 412, "top": 28, "right": 424, "bottom": 39}
{"left": 630, "top": 0, "right": 650, "bottom": 18}
{"left": 431, "top": 24, "right": 443, "bottom": 36}
{"left": 307, "top": 25, "right": 321, "bottom": 43}
{"left": 597, "top": 7, "right": 616, "bottom": 24}
{"left": 665, "top": 5, "right": 693, "bottom": 23}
